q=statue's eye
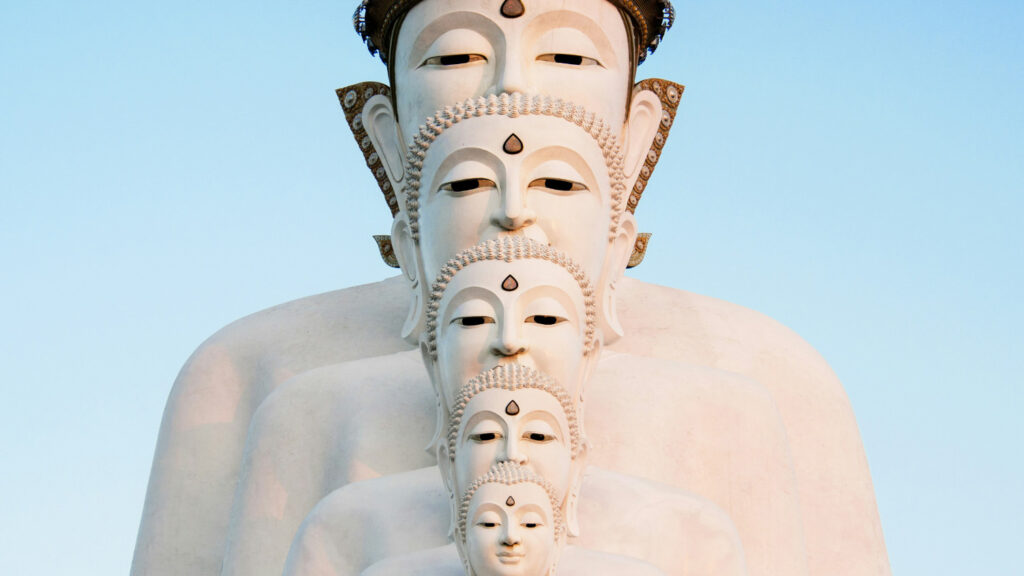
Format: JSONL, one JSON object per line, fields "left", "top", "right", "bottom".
{"left": 523, "top": 522, "right": 539, "bottom": 528}
{"left": 455, "top": 316, "right": 495, "bottom": 327}
{"left": 422, "top": 54, "right": 487, "bottom": 66}
{"left": 528, "top": 178, "right": 586, "bottom": 193}
{"left": 525, "top": 315, "right": 564, "bottom": 326}
{"left": 537, "top": 53, "right": 601, "bottom": 67}
{"left": 523, "top": 432, "right": 553, "bottom": 442}
{"left": 478, "top": 521, "right": 498, "bottom": 528}
{"left": 470, "top": 432, "right": 502, "bottom": 442}
{"left": 440, "top": 178, "right": 496, "bottom": 194}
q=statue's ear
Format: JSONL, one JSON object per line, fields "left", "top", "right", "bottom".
{"left": 362, "top": 93, "right": 406, "bottom": 193}
{"left": 565, "top": 453, "right": 588, "bottom": 538}
{"left": 419, "top": 337, "right": 446, "bottom": 452}
{"left": 392, "top": 216, "right": 425, "bottom": 343}
{"left": 621, "top": 88, "right": 663, "bottom": 189}
{"left": 598, "top": 210, "right": 637, "bottom": 343}
{"left": 437, "top": 444, "right": 452, "bottom": 491}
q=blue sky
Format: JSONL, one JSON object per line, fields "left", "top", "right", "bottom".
{"left": 1, "top": 0, "right": 1020, "bottom": 574}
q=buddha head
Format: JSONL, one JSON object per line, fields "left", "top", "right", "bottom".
{"left": 422, "top": 236, "right": 597, "bottom": 408}
{"left": 356, "top": 0, "right": 673, "bottom": 139}
{"left": 457, "top": 461, "right": 565, "bottom": 576}
{"left": 441, "top": 364, "right": 586, "bottom": 537}
{"left": 370, "top": 99, "right": 649, "bottom": 345}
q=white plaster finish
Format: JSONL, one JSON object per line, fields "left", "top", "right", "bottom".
{"left": 391, "top": 0, "right": 634, "bottom": 146}
{"left": 366, "top": 94, "right": 653, "bottom": 344}
{"left": 134, "top": 278, "right": 888, "bottom": 576}
{"left": 282, "top": 465, "right": 744, "bottom": 576}
{"left": 131, "top": 278, "right": 414, "bottom": 576}
{"left": 426, "top": 240, "right": 598, "bottom": 406}
{"left": 133, "top": 0, "right": 890, "bottom": 572}
{"left": 359, "top": 545, "right": 666, "bottom": 576}
{"left": 219, "top": 351, "right": 435, "bottom": 576}
{"left": 207, "top": 349, "right": 796, "bottom": 576}
{"left": 460, "top": 463, "right": 563, "bottom": 576}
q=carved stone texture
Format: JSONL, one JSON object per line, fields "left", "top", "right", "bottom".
{"left": 627, "top": 79, "right": 685, "bottom": 214}
{"left": 372, "top": 234, "right": 401, "bottom": 268}
{"left": 336, "top": 81, "right": 398, "bottom": 216}
{"left": 627, "top": 232, "right": 652, "bottom": 268}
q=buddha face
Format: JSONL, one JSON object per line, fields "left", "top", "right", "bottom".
{"left": 453, "top": 387, "right": 573, "bottom": 501}
{"left": 435, "top": 257, "right": 589, "bottom": 407}
{"left": 417, "top": 114, "right": 615, "bottom": 290}
{"left": 466, "top": 481, "right": 558, "bottom": 576}
{"left": 394, "top": 0, "right": 632, "bottom": 143}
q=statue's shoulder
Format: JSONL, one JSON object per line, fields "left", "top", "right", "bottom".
{"left": 179, "top": 276, "right": 413, "bottom": 387}
{"left": 615, "top": 277, "right": 838, "bottom": 382}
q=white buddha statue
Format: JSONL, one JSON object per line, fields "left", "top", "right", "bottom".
{"left": 132, "top": 1, "right": 890, "bottom": 576}
{"left": 279, "top": 237, "right": 761, "bottom": 576}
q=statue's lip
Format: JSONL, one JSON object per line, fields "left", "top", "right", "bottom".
{"left": 497, "top": 552, "right": 525, "bottom": 563}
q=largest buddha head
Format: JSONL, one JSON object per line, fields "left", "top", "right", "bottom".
{"left": 355, "top": 0, "right": 673, "bottom": 140}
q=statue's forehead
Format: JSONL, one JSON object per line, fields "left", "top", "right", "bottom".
{"left": 472, "top": 481, "right": 551, "bottom": 511}
{"left": 397, "top": 0, "right": 629, "bottom": 43}
{"left": 441, "top": 259, "right": 582, "bottom": 302}
{"left": 463, "top": 387, "right": 566, "bottom": 417}
{"left": 424, "top": 114, "right": 603, "bottom": 151}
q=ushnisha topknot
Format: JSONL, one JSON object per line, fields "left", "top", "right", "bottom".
{"left": 447, "top": 364, "right": 584, "bottom": 461}
{"left": 353, "top": 0, "right": 674, "bottom": 65}
{"left": 457, "top": 461, "right": 565, "bottom": 545}
{"left": 402, "top": 92, "right": 628, "bottom": 242}
{"left": 424, "top": 236, "right": 597, "bottom": 359}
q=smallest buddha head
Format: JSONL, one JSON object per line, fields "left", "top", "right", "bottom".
{"left": 457, "top": 461, "right": 564, "bottom": 576}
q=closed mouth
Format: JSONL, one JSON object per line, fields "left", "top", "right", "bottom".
{"left": 497, "top": 552, "right": 525, "bottom": 564}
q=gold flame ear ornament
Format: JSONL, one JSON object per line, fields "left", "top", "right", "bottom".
{"left": 501, "top": 274, "right": 519, "bottom": 291}
{"left": 627, "top": 233, "right": 652, "bottom": 269}
{"left": 373, "top": 235, "right": 400, "bottom": 268}
{"left": 506, "top": 496, "right": 516, "bottom": 506}
{"left": 505, "top": 400, "right": 520, "bottom": 416}
{"left": 500, "top": 0, "right": 525, "bottom": 18}
{"left": 502, "top": 133, "right": 524, "bottom": 154}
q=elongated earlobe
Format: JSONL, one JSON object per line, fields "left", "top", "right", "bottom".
{"left": 621, "top": 89, "right": 663, "bottom": 189}
{"left": 420, "top": 338, "right": 446, "bottom": 459}
{"left": 362, "top": 94, "right": 406, "bottom": 198}
{"left": 599, "top": 211, "right": 638, "bottom": 343}
{"left": 392, "top": 216, "right": 426, "bottom": 343}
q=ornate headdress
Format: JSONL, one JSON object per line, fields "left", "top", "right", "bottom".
{"left": 354, "top": 0, "right": 674, "bottom": 65}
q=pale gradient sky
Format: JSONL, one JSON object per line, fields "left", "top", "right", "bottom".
{"left": 1, "top": 1, "right": 1020, "bottom": 574}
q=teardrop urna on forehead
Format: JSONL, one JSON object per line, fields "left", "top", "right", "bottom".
{"left": 131, "top": 1, "right": 891, "bottom": 576}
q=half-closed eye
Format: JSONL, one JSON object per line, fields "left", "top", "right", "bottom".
{"left": 421, "top": 54, "right": 487, "bottom": 67}
{"left": 525, "top": 315, "right": 566, "bottom": 326}
{"left": 522, "top": 431, "right": 555, "bottom": 443}
{"left": 528, "top": 178, "right": 587, "bottom": 193}
{"left": 537, "top": 53, "right": 601, "bottom": 67}
{"left": 454, "top": 316, "right": 496, "bottom": 327}
{"left": 440, "top": 178, "right": 497, "bottom": 194}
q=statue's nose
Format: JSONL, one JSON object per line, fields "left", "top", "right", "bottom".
{"left": 500, "top": 438, "right": 528, "bottom": 465}
{"left": 495, "top": 47, "right": 527, "bottom": 96}
{"left": 492, "top": 180, "right": 535, "bottom": 231}
{"left": 501, "top": 523, "right": 522, "bottom": 547}
{"left": 491, "top": 321, "right": 528, "bottom": 357}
